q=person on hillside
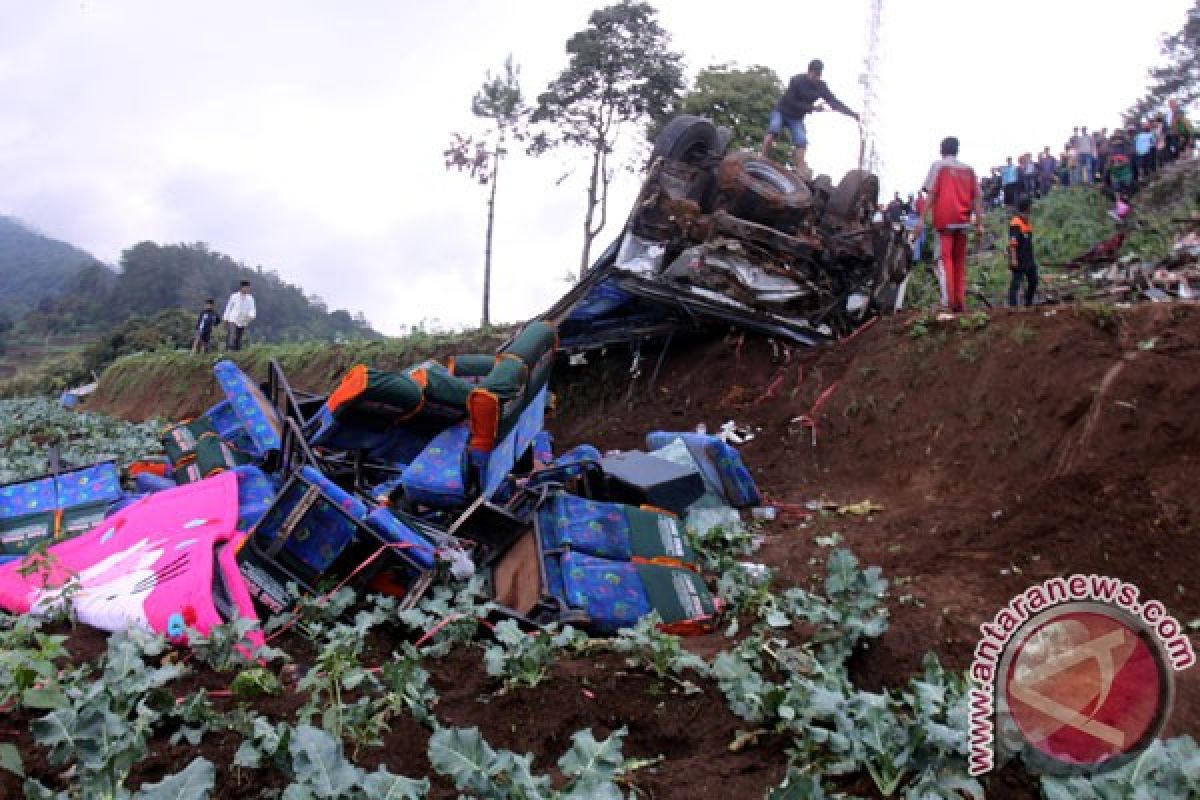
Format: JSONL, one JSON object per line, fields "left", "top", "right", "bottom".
{"left": 911, "top": 188, "right": 929, "bottom": 263}
{"left": 1094, "top": 128, "right": 1110, "bottom": 183}
{"left": 917, "top": 136, "right": 985, "bottom": 313}
{"left": 1001, "top": 156, "right": 1020, "bottom": 207}
{"left": 222, "top": 280, "right": 256, "bottom": 352}
{"left": 760, "top": 58, "right": 860, "bottom": 178}
{"left": 1167, "top": 99, "right": 1194, "bottom": 162}
{"left": 1134, "top": 120, "right": 1157, "bottom": 182}
{"left": 191, "top": 298, "right": 219, "bottom": 355}
{"left": 1038, "top": 147, "right": 1057, "bottom": 196}
{"left": 1073, "top": 126, "right": 1096, "bottom": 184}
{"left": 1107, "top": 130, "right": 1134, "bottom": 195}
{"left": 1020, "top": 153, "right": 1038, "bottom": 199}
{"left": 885, "top": 192, "right": 905, "bottom": 224}
{"left": 1057, "top": 148, "right": 1072, "bottom": 187}
{"left": 1007, "top": 196, "right": 1038, "bottom": 308}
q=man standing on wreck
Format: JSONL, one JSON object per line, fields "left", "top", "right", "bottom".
{"left": 761, "top": 59, "right": 860, "bottom": 178}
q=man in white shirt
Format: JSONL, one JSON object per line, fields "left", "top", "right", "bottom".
{"left": 222, "top": 280, "right": 256, "bottom": 351}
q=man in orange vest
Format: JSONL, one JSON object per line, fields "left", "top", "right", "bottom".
{"left": 916, "top": 137, "right": 985, "bottom": 313}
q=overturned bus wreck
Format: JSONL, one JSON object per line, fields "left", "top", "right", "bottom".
{"left": 540, "top": 115, "right": 913, "bottom": 350}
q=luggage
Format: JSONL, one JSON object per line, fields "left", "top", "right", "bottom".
{"left": 645, "top": 431, "right": 761, "bottom": 507}
{"left": 597, "top": 451, "right": 705, "bottom": 514}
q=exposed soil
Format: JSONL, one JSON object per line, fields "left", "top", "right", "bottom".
{"left": 550, "top": 302, "right": 1200, "bottom": 747}
{"left": 4, "top": 302, "right": 1197, "bottom": 798}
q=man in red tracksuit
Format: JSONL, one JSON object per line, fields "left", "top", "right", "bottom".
{"left": 917, "top": 137, "right": 984, "bottom": 313}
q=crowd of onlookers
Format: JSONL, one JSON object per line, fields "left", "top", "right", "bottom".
{"left": 873, "top": 99, "right": 1197, "bottom": 231}
{"left": 864, "top": 100, "right": 1195, "bottom": 314}
{"left": 979, "top": 98, "right": 1195, "bottom": 209}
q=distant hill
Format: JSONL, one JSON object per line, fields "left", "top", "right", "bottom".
{"left": 0, "top": 216, "right": 111, "bottom": 322}
{"left": 10, "top": 236, "right": 379, "bottom": 342}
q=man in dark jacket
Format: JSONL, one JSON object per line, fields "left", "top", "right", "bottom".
{"left": 1008, "top": 196, "right": 1038, "bottom": 308}
{"left": 760, "top": 59, "right": 859, "bottom": 177}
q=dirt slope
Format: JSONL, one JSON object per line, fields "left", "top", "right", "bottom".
{"left": 549, "top": 303, "right": 1200, "bottom": 743}
{"left": 21, "top": 303, "right": 1194, "bottom": 798}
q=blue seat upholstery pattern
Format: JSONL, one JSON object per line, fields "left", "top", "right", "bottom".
{"left": 476, "top": 385, "right": 549, "bottom": 498}
{"left": 255, "top": 466, "right": 365, "bottom": 573}
{"left": 54, "top": 464, "right": 123, "bottom": 510}
{"left": 214, "top": 361, "right": 283, "bottom": 456}
{"left": 535, "top": 492, "right": 684, "bottom": 564}
{"left": 0, "top": 477, "right": 57, "bottom": 519}
{"left": 363, "top": 508, "right": 437, "bottom": 570}
{"left": 205, "top": 399, "right": 260, "bottom": 456}
{"left": 135, "top": 472, "right": 178, "bottom": 494}
{"left": 532, "top": 431, "right": 554, "bottom": 465}
{"left": 234, "top": 465, "right": 277, "bottom": 531}
{"left": 556, "top": 551, "right": 651, "bottom": 634}
{"left": 400, "top": 422, "right": 470, "bottom": 508}
{"left": 645, "top": 432, "right": 761, "bottom": 508}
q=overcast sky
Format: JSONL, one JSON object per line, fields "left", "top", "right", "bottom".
{"left": 0, "top": 0, "right": 1191, "bottom": 334}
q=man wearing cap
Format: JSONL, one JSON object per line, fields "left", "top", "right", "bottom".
{"left": 760, "top": 59, "right": 860, "bottom": 178}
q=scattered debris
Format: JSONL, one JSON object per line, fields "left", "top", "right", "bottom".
{"left": 540, "top": 115, "right": 912, "bottom": 351}
{"left": 0, "top": 336, "right": 767, "bottom": 644}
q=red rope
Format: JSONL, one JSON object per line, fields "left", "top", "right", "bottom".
{"left": 840, "top": 316, "right": 879, "bottom": 344}
{"left": 265, "top": 541, "right": 419, "bottom": 644}
{"left": 796, "top": 380, "right": 842, "bottom": 446}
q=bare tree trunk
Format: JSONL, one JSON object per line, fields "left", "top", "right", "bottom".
{"left": 579, "top": 144, "right": 603, "bottom": 281}
{"left": 482, "top": 142, "right": 500, "bottom": 328}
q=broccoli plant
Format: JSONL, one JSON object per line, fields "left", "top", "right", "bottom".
{"left": 777, "top": 548, "right": 889, "bottom": 666}
{"left": 397, "top": 575, "right": 497, "bottom": 656}
{"left": 28, "top": 630, "right": 189, "bottom": 798}
{"left": 0, "top": 612, "right": 71, "bottom": 712}
{"left": 611, "top": 613, "right": 709, "bottom": 690}
{"left": 428, "top": 724, "right": 632, "bottom": 799}
{"left": 1041, "top": 736, "right": 1200, "bottom": 800}
{"left": 482, "top": 620, "right": 584, "bottom": 691}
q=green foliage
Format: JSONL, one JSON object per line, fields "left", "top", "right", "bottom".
{"left": 482, "top": 620, "right": 584, "bottom": 690}
{"left": 1126, "top": 1, "right": 1200, "bottom": 118}
{"left": 531, "top": 0, "right": 685, "bottom": 275}
{"left": 908, "top": 312, "right": 932, "bottom": 339}
{"left": 665, "top": 63, "right": 785, "bottom": 157}
{"left": 0, "top": 397, "right": 161, "bottom": 482}
{"left": 0, "top": 613, "right": 71, "bottom": 712}
{"left": 284, "top": 724, "right": 429, "bottom": 800}
{"left": 1010, "top": 321, "right": 1036, "bottom": 344}
{"left": 767, "top": 769, "right": 843, "bottom": 799}
{"left": 30, "top": 630, "right": 188, "bottom": 798}
{"left": 297, "top": 615, "right": 379, "bottom": 744}
{"left": 957, "top": 312, "right": 989, "bottom": 331}
{"left": 427, "top": 725, "right": 631, "bottom": 799}
{"left": 1078, "top": 301, "right": 1121, "bottom": 335}
{"left": 230, "top": 668, "right": 283, "bottom": 701}
{"left": 188, "top": 617, "right": 286, "bottom": 673}
{"left": 397, "top": 576, "right": 497, "bottom": 656}
{"left": 378, "top": 643, "right": 438, "bottom": 727}
{"left": 1040, "top": 735, "right": 1200, "bottom": 800}
{"left": 777, "top": 549, "right": 889, "bottom": 667}
{"left": 130, "top": 757, "right": 216, "bottom": 800}
{"left": 611, "top": 612, "right": 708, "bottom": 685}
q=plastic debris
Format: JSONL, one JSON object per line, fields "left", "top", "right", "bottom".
{"left": 836, "top": 500, "right": 885, "bottom": 516}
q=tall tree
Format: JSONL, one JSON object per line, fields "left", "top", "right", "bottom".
{"left": 445, "top": 56, "right": 528, "bottom": 328}
{"left": 658, "top": 63, "right": 785, "bottom": 157}
{"left": 530, "top": 1, "right": 684, "bottom": 280}
{"left": 1127, "top": 1, "right": 1200, "bottom": 121}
